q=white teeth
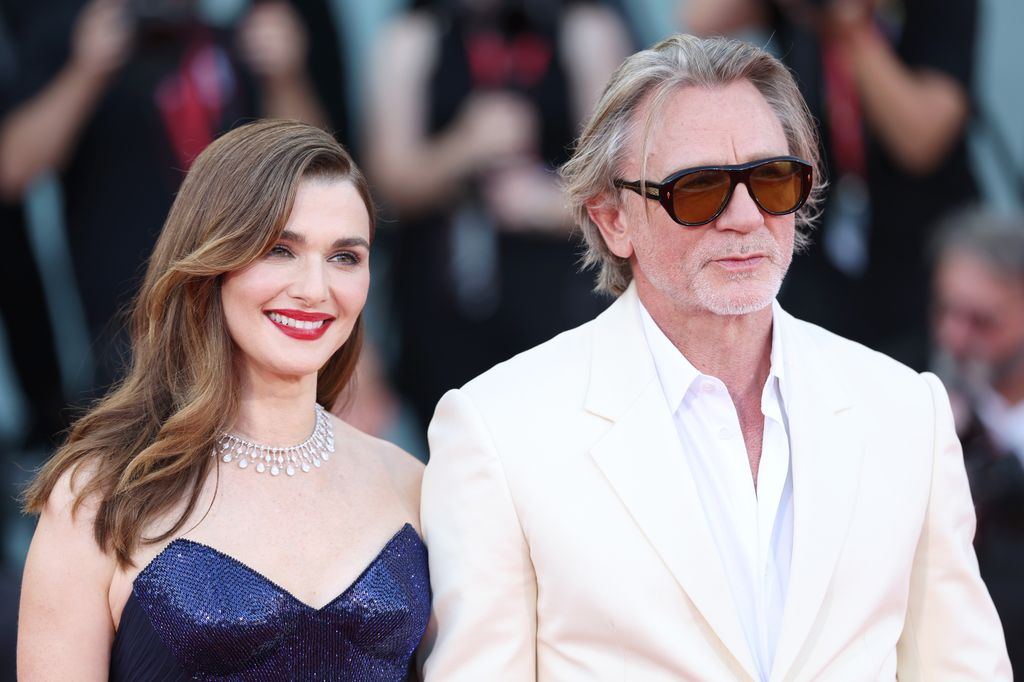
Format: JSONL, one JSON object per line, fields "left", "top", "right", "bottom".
{"left": 267, "top": 312, "right": 327, "bottom": 329}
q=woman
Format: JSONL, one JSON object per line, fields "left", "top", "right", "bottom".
{"left": 17, "top": 120, "right": 429, "bottom": 680}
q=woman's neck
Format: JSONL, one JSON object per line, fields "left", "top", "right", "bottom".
{"left": 232, "top": 369, "right": 321, "bottom": 445}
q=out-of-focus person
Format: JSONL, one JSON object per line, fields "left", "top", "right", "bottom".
{"left": 931, "top": 206, "right": 1024, "bottom": 677}
{"left": 686, "top": 0, "right": 977, "bottom": 370}
{"left": 0, "top": 3, "right": 62, "bottom": 676}
{"left": 17, "top": 121, "right": 429, "bottom": 680}
{"left": 0, "top": 0, "right": 65, "bottom": 451}
{"left": 0, "top": 0, "right": 347, "bottom": 399}
{"left": 365, "top": 0, "right": 632, "bottom": 427}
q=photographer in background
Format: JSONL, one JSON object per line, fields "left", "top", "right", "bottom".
{"left": 365, "top": 0, "right": 631, "bottom": 428}
{"left": 931, "top": 206, "right": 1024, "bottom": 677}
{"left": 687, "top": 0, "right": 977, "bottom": 371}
{"left": 0, "top": 0, "right": 347, "bottom": 400}
{"left": 0, "top": 0, "right": 65, "bottom": 453}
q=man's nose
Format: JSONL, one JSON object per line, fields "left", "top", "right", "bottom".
{"left": 713, "top": 183, "right": 762, "bottom": 232}
{"left": 935, "top": 309, "right": 973, "bottom": 358}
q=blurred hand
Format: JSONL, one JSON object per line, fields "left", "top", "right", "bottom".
{"left": 822, "top": 0, "right": 875, "bottom": 38}
{"left": 769, "top": 0, "right": 874, "bottom": 37}
{"left": 453, "top": 92, "right": 539, "bottom": 170}
{"left": 71, "top": 0, "right": 134, "bottom": 79}
{"left": 237, "top": 1, "right": 309, "bottom": 83}
{"left": 482, "top": 161, "right": 570, "bottom": 233}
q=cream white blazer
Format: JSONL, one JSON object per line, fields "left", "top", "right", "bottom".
{"left": 420, "top": 284, "right": 1010, "bottom": 681}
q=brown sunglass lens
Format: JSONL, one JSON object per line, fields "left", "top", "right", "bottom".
{"left": 750, "top": 161, "right": 804, "bottom": 213}
{"left": 672, "top": 170, "right": 731, "bottom": 223}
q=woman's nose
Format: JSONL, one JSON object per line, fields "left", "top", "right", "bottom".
{"left": 287, "top": 257, "right": 329, "bottom": 305}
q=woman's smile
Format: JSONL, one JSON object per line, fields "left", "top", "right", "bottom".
{"left": 265, "top": 309, "right": 336, "bottom": 340}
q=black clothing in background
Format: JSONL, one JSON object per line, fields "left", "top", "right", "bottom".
{"left": 959, "top": 411, "right": 1024, "bottom": 678}
{"left": 392, "top": 3, "right": 609, "bottom": 428}
{"left": 775, "top": 0, "right": 978, "bottom": 370}
{"left": 0, "top": 5, "right": 58, "bottom": 678}
{"left": 0, "top": 203, "right": 65, "bottom": 446}
{"left": 0, "top": 0, "right": 65, "bottom": 449}
{"left": 9, "top": 0, "right": 348, "bottom": 400}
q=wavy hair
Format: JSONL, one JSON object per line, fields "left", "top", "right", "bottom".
{"left": 560, "top": 34, "right": 825, "bottom": 295}
{"left": 23, "top": 120, "right": 375, "bottom": 565}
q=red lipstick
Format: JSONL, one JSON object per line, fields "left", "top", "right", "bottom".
{"left": 264, "top": 309, "right": 335, "bottom": 341}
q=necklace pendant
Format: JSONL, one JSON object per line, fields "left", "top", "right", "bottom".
{"left": 216, "top": 404, "right": 334, "bottom": 479}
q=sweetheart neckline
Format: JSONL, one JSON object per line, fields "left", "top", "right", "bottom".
{"left": 132, "top": 522, "right": 423, "bottom": 613}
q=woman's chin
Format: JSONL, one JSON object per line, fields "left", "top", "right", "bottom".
{"left": 241, "top": 360, "right": 328, "bottom": 385}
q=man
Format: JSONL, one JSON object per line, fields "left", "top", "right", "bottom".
{"left": 421, "top": 35, "right": 1009, "bottom": 681}
{"left": 931, "top": 207, "right": 1024, "bottom": 676}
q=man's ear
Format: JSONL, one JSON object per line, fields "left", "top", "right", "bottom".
{"left": 586, "top": 194, "right": 634, "bottom": 260}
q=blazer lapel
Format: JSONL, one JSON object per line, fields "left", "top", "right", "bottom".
{"left": 586, "top": 286, "right": 759, "bottom": 681}
{"left": 770, "top": 309, "right": 865, "bottom": 682}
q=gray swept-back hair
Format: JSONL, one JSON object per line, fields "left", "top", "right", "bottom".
{"left": 932, "top": 206, "right": 1024, "bottom": 279}
{"left": 560, "top": 34, "right": 824, "bottom": 296}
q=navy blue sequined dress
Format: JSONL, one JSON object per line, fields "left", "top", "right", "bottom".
{"left": 109, "top": 524, "right": 430, "bottom": 681}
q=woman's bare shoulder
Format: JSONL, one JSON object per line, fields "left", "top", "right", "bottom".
{"left": 19, "top": 463, "right": 118, "bottom": 678}
{"left": 331, "top": 416, "right": 424, "bottom": 503}
{"left": 37, "top": 461, "right": 106, "bottom": 542}
{"left": 27, "top": 459, "right": 121, "bottom": 591}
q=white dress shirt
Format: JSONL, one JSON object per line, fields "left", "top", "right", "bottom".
{"left": 639, "top": 302, "right": 793, "bottom": 682}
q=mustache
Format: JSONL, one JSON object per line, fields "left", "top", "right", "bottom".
{"left": 693, "top": 235, "right": 783, "bottom": 266}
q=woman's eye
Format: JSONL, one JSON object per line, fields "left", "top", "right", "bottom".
{"left": 268, "top": 244, "right": 293, "bottom": 258}
{"left": 330, "top": 251, "right": 361, "bottom": 265}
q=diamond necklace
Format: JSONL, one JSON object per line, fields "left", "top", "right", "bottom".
{"left": 213, "top": 404, "right": 335, "bottom": 477}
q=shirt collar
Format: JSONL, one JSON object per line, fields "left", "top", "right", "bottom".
{"left": 639, "top": 299, "right": 786, "bottom": 414}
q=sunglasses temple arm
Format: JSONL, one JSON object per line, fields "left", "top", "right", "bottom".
{"left": 616, "top": 180, "right": 662, "bottom": 198}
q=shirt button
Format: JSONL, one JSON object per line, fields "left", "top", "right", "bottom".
{"left": 702, "top": 382, "right": 715, "bottom": 393}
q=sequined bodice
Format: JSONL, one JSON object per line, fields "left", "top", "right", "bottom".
{"left": 110, "top": 524, "right": 430, "bottom": 681}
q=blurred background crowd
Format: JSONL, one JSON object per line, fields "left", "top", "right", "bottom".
{"left": 0, "top": 0, "right": 1021, "bottom": 677}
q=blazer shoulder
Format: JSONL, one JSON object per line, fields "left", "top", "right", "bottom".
{"left": 788, "top": 312, "right": 922, "bottom": 379}
{"left": 461, "top": 317, "right": 597, "bottom": 402}
{"left": 781, "top": 310, "right": 933, "bottom": 410}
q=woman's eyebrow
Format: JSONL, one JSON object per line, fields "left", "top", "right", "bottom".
{"left": 279, "top": 230, "right": 369, "bottom": 250}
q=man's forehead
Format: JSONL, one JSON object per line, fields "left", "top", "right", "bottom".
{"left": 626, "top": 81, "right": 789, "bottom": 175}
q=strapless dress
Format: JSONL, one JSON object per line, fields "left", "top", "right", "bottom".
{"left": 109, "top": 524, "right": 430, "bottom": 681}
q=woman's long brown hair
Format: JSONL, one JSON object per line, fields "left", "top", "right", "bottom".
{"left": 22, "top": 120, "right": 376, "bottom": 566}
